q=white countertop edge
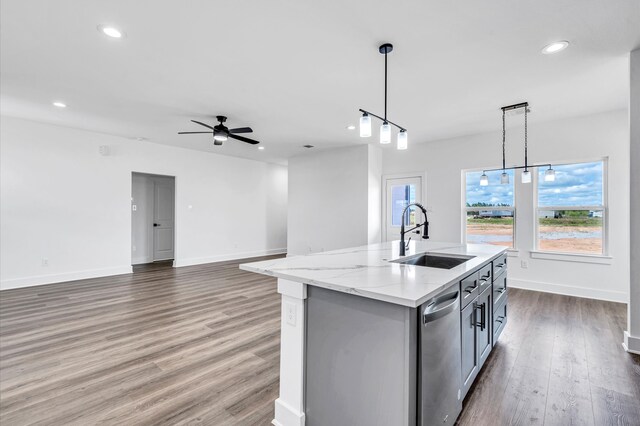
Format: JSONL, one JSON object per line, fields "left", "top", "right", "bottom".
{"left": 240, "top": 248, "right": 507, "bottom": 308}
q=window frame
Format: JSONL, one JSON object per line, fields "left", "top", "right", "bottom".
{"left": 462, "top": 168, "right": 517, "bottom": 249}
{"left": 533, "top": 158, "right": 608, "bottom": 257}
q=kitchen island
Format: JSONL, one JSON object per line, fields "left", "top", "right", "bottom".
{"left": 240, "top": 241, "right": 508, "bottom": 426}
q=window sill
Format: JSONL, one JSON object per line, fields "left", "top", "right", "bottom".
{"left": 529, "top": 250, "right": 612, "bottom": 265}
{"left": 506, "top": 249, "right": 519, "bottom": 257}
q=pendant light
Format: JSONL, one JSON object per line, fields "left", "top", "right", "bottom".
{"left": 481, "top": 101, "right": 555, "bottom": 185}
{"left": 380, "top": 122, "right": 391, "bottom": 144}
{"left": 397, "top": 129, "right": 408, "bottom": 150}
{"left": 360, "top": 113, "right": 371, "bottom": 137}
{"left": 544, "top": 166, "right": 556, "bottom": 182}
{"left": 358, "top": 43, "right": 408, "bottom": 150}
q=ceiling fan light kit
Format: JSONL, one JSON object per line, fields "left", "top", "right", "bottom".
{"left": 479, "top": 101, "right": 556, "bottom": 185}
{"left": 358, "top": 43, "right": 408, "bottom": 150}
{"left": 178, "top": 115, "right": 260, "bottom": 146}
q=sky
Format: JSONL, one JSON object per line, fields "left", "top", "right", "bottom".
{"left": 466, "top": 161, "right": 603, "bottom": 207}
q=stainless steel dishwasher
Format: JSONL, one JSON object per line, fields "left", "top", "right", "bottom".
{"left": 418, "top": 283, "right": 462, "bottom": 425}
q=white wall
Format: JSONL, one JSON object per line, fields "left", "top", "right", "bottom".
{"left": 0, "top": 116, "right": 288, "bottom": 289}
{"left": 287, "top": 145, "right": 381, "bottom": 256}
{"left": 626, "top": 49, "right": 640, "bottom": 353}
{"left": 383, "top": 109, "right": 630, "bottom": 302}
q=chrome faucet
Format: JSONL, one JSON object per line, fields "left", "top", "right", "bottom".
{"left": 399, "top": 203, "right": 429, "bottom": 256}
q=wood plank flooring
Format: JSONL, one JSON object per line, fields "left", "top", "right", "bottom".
{"left": 0, "top": 257, "right": 283, "bottom": 426}
{"left": 1, "top": 258, "right": 639, "bottom": 425}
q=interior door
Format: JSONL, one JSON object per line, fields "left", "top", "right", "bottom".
{"left": 153, "top": 181, "right": 175, "bottom": 260}
{"left": 384, "top": 176, "right": 422, "bottom": 242}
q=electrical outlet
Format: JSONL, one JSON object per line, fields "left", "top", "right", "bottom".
{"left": 521, "top": 260, "right": 528, "bottom": 269}
{"left": 42, "top": 258, "right": 49, "bottom": 267}
{"left": 132, "top": 245, "right": 137, "bottom": 252}
{"left": 132, "top": 204, "right": 137, "bottom": 211}
{"left": 286, "top": 303, "right": 296, "bottom": 326}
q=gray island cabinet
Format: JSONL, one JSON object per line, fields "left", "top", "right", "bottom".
{"left": 241, "top": 241, "right": 507, "bottom": 426}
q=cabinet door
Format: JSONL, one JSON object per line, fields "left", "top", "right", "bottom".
{"left": 477, "top": 286, "right": 492, "bottom": 369}
{"left": 461, "top": 300, "right": 478, "bottom": 398}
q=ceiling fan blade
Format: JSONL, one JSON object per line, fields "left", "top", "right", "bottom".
{"left": 229, "top": 127, "right": 253, "bottom": 134}
{"left": 191, "top": 120, "right": 216, "bottom": 130}
{"left": 178, "top": 131, "right": 213, "bottom": 134}
{"left": 228, "top": 134, "right": 260, "bottom": 145}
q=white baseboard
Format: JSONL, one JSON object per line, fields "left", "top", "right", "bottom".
{"left": 174, "top": 248, "right": 287, "bottom": 268}
{"left": 273, "top": 398, "right": 305, "bottom": 426}
{"left": 623, "top": 331, "right": 640, "bottom": 354}
{"left": 508, "top": 278, "right": 628, "bottom": 303}
{"left": 0, "top": 266, "right": 133, "bottom": 291}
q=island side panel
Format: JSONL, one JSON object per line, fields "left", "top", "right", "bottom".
{"left": 304, "top": 286, "right": 417, "bottom": 426}
{"left": 274, "top": 279, "right": 307, "bottom": 426}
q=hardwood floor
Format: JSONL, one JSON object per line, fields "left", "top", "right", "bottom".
{"left": 0, "top": 257, "right": 283, "bottom": 426}
{"left": 1, "top": 258, "right": 639, "bottom": 425}
{"left": 458, "top": 290, "right": 640, "bottom": 426}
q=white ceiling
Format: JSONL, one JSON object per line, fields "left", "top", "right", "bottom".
{"left": 1, "top": 0, "right": 639, "bottom": 164}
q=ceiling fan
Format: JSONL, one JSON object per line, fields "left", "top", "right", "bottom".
{"left": 178, "top": 116, "right": 259, "bottom": 146}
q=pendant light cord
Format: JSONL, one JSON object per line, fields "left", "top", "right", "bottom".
{"left": 502, "top": 110, "right": 506, "bottom": 171}
{"left": 384, "top": 51, "right": 388, "bottom": 122}
{"left": 524, "top": 106, "right": 528, "bottom": 171}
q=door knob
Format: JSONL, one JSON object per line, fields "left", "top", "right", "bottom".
{"left": 153, "top": 223, "right": 159, "bottom": 227}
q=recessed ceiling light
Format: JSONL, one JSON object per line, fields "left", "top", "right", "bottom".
{"left": 346, "top": 125, "right": 356, "bottom": 130}
{"left": 52, "top": 102, "right": 67, "bottom": 108}
{"left": 541, "top": 41, "right": 569, "bottom": 54}
{"left": 258, "top": 146, "right": 265, "bottom": 150}
{"left": 98, "top": 24, "right": 124, "bottom": 38}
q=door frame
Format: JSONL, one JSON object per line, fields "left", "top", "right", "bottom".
{"left": 130, "top": 171, "right": 177, "bottom": 267}
{"left": 381, "top": 172, "right": 427, "bottom": 242}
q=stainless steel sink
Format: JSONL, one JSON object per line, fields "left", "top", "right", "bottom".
{"left": 391, "top": 252, "right": 475, "bottom": 269}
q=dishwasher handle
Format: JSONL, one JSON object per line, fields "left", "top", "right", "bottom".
{"left": 422, "top": 290, "right": 460, "bottom": 324}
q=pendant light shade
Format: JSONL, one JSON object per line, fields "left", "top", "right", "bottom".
{"left": 380, "top": 122, "right": 391, "bottom": 144}
{"left": 480, "top": 173, "right": 489, "bottom": 186}
{"left": 360, "top": 113, "right": 371, "bottom": 138}
{"left": 521, "top": 170, "right": 532, "bottom": 183}
{"left": 544, "top": 167, "right": 556, "bottom": 182}
{"left": 397, "top": 130, "right": 408, "bottom": 150}
{"left": 501, "top": 172, "right": 510, "bottom": 184}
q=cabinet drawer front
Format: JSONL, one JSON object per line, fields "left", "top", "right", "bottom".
{"left": 460, "top": 272, "right": 478, "bottom": 309}
{"left": 493, "top": 271, "right": 507, "bottom": 307}
{"left": 492, "top": 297, "right": 508, "bottom": 346}
{"left": 492, "top": 253, "right": 507, "bottom": 279}
{"left": 478, "top": 263, "right": 492, "bottom": 292}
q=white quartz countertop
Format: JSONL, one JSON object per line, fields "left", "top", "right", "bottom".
{"left": 240, "top": 241, "right": 507, "bottom": 308}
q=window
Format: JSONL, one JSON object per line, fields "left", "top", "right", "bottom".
{"left": 464, "top": 169, "right": 515, "bottom": 248}
{"left": 536, "top": 160, "right": 605, "bottom": 255}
